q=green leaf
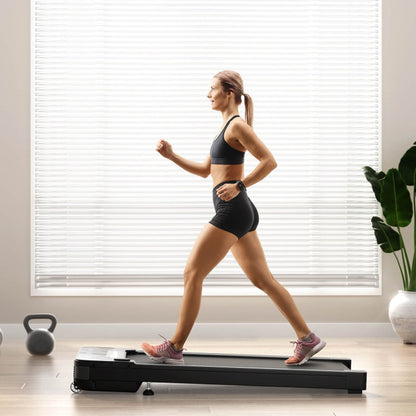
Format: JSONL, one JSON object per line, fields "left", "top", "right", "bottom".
{"left": 380, "top": 168, "right": 413, "bottom": 227}
{"left": 371, "top": 216, "right": 401, "bottom": 253}
{"left": 398, "top": 141, "right": 416, "bottom": 185}
{"left": 362, "top": 166, "right": 386, "bottom": 202}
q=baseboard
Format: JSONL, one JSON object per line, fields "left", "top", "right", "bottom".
{"left": 0, "top": 322, "right": 396, "bottom": 340}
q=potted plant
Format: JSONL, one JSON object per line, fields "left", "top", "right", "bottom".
{"left": 363, "top": 141, "right": 416, "bottom": 343}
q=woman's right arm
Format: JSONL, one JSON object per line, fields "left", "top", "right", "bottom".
{"left": 156, "top": 139, "right": 211, "bottom": 178}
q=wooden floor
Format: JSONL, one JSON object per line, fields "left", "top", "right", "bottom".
{"left": 0, "top": 337, "right": 415, "bottom": 416}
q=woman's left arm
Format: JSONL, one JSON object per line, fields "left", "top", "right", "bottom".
{"left": 216, "top": 123, "right": 277, "bottom": 201}
{"left": 236, "top": 122, "right": 278, "bottom": 189}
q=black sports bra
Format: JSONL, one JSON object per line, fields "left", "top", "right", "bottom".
{"left": 210, "top": 115, "right": 245, "bottom": 165}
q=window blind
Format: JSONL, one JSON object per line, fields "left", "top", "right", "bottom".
{"left": 31, "top": 0, "right": 381, "bottom": 296}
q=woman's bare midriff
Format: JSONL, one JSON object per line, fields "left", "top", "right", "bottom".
{"left": 211, "top": 164, "right": 244, "bottom": 188}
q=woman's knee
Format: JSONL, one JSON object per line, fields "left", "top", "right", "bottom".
{"left": 183, "top": 267, "right": 205, "bottom": 287}
{"left": 249, "top": 273, "right": 276, "bottom": 292}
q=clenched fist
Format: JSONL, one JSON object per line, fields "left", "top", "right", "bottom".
{"left": 156, "top": 139, "right": 173, "bottom": 160}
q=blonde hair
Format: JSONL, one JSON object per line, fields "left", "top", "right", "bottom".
{"left": 213, "top": 70, "right": 253, "bottom": 127}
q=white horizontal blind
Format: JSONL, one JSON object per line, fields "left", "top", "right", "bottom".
{"left": 31, "top": 0, "right": 381, "bottom": 296}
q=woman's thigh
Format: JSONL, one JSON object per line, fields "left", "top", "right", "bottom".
{"left": 231, "top": 230, "right": 274, "bottom": 288}
{"left": 184, "top": 223, "right": 238, "bottom": 282}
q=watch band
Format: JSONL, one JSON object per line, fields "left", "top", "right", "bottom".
{"left": 236, "top": 180, "right": 246, "bottom": 192}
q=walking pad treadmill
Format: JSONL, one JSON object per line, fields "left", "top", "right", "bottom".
{"left": 71, "top": 347, "right": 367, "bottom": 395}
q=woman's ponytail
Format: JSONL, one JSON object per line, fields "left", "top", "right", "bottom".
{"left": 242, "top": 93, "right": 253, "bottom": 127}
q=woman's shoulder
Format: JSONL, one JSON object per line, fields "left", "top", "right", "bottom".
{"left": 226, "top": 117, "right": 254, "bottom": 147}
{"left": 230, "top": 117, "right": 253, "bottom": 136}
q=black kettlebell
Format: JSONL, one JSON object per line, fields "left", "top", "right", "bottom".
{"left": 23, "top": 314, "right": 57, "bottom": 355}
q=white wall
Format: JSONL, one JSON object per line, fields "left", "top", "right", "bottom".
{"left": 1, "top": 0, "right": 415, "bottom": 330}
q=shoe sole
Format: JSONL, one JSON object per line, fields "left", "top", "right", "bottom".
{"left": 142, "top": 348, "right": 184, "bottom": 365}
{"left": 285, "top": 340, "right": 327, "bottom": 366}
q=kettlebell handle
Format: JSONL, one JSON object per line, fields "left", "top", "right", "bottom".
{"left": 23, "top": 314, "right": 57, "bottom": 334}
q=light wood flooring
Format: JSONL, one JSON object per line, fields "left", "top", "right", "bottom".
{"left": 0, "top": 337, "right": 415, "bottom": 416}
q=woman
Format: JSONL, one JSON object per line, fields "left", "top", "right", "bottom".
{"left": 141, "top": 70, "right": 326, "bottom": 366}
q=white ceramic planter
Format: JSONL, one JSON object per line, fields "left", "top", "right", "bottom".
{"left": 388, "top": 290, "right": 416, "bottom": 344}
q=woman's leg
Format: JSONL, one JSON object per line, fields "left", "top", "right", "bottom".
{"left": 170, "top": 223, "right": 238, "bottom": 350}
{"left": 231, "top": 230, "right": 311, "bottom": 339}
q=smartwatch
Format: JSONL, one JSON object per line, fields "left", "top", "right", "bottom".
{"left": 236, "top": 180, "right": 246, "bottom": 192}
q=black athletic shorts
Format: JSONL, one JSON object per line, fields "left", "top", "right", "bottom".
{"left": 209, "top": 181, "right": 259, "bottom": 239}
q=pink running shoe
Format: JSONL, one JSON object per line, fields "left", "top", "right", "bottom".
{"left": 285, "top": 333, "right": 326, "bottom": 365}
{"left": 141, "top": 335, "right": 185, "bottom": 365}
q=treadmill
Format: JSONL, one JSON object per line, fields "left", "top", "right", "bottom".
{"left": 72, "top": 347, "right": 367, "bottom": 395}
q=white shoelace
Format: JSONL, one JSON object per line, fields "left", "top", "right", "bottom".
{"left": 157, "top": 334, "right": 187, "bottom": 352}
{"left": 290, "top": 340, "right": 306, "bottom": 355}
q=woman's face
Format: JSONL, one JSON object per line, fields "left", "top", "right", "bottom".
{"left": 207, "top": 78, "right": 230, "bottom": 111}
